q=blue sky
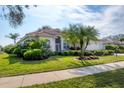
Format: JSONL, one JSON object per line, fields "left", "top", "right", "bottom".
{"left": 0, "top": 5, "right": 124, "bottom": 46}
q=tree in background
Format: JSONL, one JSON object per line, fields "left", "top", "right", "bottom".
{"left": 6, "top": 33, "right": 20, "bottom": 44}
{"left": 0, "top": 5, "right": 36, "bottom": 28}
{"left": 42, "top": 26, "right": 51, "bottom": 29}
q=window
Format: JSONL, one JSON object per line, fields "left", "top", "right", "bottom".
{"left": 46, "top": 40, "right": 50, "bottom": 47}
{"left": 55, "top": 36, "right": 61, "bottom": 52}
{"left": 64, "top": 42, "right": 69, "bottom": 49}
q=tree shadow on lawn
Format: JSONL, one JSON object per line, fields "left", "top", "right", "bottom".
{"left": 21, "top": 56, "right": 63, "bottom": 64}
{"left": 77, "top": 59, "right": 93, "bottom": 66}
{"left": 3, "top": 55, "right": 62, "bottom": 64}
{"left": 80, "top": 60, "right": 92, "bottom": 66}
{"left": 3, "top": 54, "right": 20, "bottom": 64}
{"left": 3, "top": 54, "right": 44, "bottom": 64}
{"left": 67, "top": 59, "right": 93, "bottom": 68}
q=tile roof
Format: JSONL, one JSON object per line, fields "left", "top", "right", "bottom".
{"left": 26, "top": 28, "right": 61, "bottom": 37}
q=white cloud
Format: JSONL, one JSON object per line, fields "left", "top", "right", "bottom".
{"left": 61, "top": 5, "right": 124, "bottom": 38}
{"left": 98, "top": 6, "right": 124, "bottom": 37}
{"left": 24, "top": 5, "right": 124, "bottom": 38}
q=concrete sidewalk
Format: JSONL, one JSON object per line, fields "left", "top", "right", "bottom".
{"left": 1, "top": 61, "right": 124, "bottom": 88}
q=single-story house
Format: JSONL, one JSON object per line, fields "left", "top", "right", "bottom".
{"left": 100, "top": 38, "right": 124, "bottom": 46}
{"left": 19, "top": 28, "right": 105, "bottom": 52}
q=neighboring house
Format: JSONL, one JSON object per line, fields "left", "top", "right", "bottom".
{"left": 101, "top": 38, "right": 124, "bottom": 46}
{"left": 86, "top": 40, "right": 105, "bottom": 50}
{"left": 19, "top": 28, "right": 105, "bottom": 52}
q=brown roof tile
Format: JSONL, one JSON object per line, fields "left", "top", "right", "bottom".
{"left": 26, "top": 28, "right": 61, "bottom": 37}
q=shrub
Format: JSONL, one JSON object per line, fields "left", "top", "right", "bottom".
{"left": 54, "top": 50, "right": 114, "bottom": 56}
{"left": 45, "top": 50, "right": 54, "bottom": 57}
{"left": 23, "top": 50, "right": 33, "bottom": 60}
{"left": 107, "top": 50, "right": 114, "bottom": 55}
{"left": 32, "top": 49, "right": 42, "bottom": 60}
{"left": 54, "top": 52, "right": 62, "bottom": 55}
{"left": 69, "top": 47, "right": 75, "bottom": 50}
{"left": 29, "top": 41, "right": 40, "bottom": 49}
{"left": 73, "top": 51, "right": 80, "bottom": 56}
{"left": 10, "top": 47, "right": 16, "bottom": 54}
{"left": 13, "top": 44, "right": 26, "bottom": 57}
{"left": 48, "top": 51, "right": 56, "bottom": 56}
{"left": 117, "top": 49, "right": 124, "bottom": 53}
{"left": 23, "top": 49, "right": 42, "bottom": 60}
{"left": 13, "top": 47, "right": 21, "bottom": 57}
{"left": 21, "top": 49, "right": 27, "bottom": 57}
{"left": 62, "top": 51, "right": 70, "bottom": 56}
{"left": 118, "top": 46, "right": 124, "bottom": 50}
{"left": 105, "top": 45, "right": 118, "bottom": 50}
{"left": 93, "top": 50, "right": 104, "bottom": 56}
{"left": 93, "top": 50, "right": 114, "bottom": 56}
{"left": 41, "top": 48, "right": 52, "bottom": 58}
{"left": 84, "top": 51, "right": 93, "bottom": 56}
{"left": 60, "top": 50, "right": 80, "bottom": 56}
{"left": 3, "top": 45, "right": 15, "bottom": 54}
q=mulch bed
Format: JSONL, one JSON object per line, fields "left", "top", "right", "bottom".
{"left": 76, "top": 56, "right": 99, "bottom": 60}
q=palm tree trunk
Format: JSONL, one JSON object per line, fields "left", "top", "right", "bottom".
{"left": 73, "top": 43, "right": 76, "bottom": 50}
{"left": 84, "top": 38, "right": 89, "bottom": 50}
{"left": 80, "top": 40, "right": 84, "bottom": 58}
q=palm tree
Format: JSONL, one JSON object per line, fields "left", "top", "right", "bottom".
{"left": 6, "top": 33, "right": 20, "bottom": 44}
{"left": 62, "top": 24, "right": 98, "bottom": 58}
{"left": 75, "top": 24, "right": 86, "bottom": 58}
{"left": 84, "top": 26, "right": 99, "bottom": 50}
{"left": 75, "top": 24, "right": 98, "bottom": 58}
{"left": 62, "top": 24, "right": 79, "bottom": 49}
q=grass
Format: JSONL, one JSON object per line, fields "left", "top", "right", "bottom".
{"left": 0, "top": 53, "right": 124, "bottom": 77}
{"left": 24, "top": 68, "right": 124, "bottom": 88}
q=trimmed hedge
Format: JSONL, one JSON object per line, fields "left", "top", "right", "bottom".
{"left": 105, "top": 45, "right": 118, "bottom": 50}
{"left": 93, "top": 50, "right": 114, "bottom": 56}
{"left": 93, "top": 50, "right": 104, "bottom": 56}
{"left": 56, "top": 50, "right": 114, "bottom": 56}
{"left": 116, "top": 49, "right": 124, "bottom": 53}
{"left": 118, "top": 46, "right": 124, "bottom": 50}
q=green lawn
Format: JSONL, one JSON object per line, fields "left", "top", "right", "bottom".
{"left": 0, "top": 53, "right": 124, "bottom": 77}
{"left": 24, "top": 68, "right": 124, "bottom": 88}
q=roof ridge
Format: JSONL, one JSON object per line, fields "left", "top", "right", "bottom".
{"left": 26, "top": 28, "right": 61, "bottom": 36}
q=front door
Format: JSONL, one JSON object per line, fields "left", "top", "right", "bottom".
{"left": 55, "top": 36, "right": 61, "bottom": 52}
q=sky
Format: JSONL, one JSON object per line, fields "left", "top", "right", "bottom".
{"left": 0, "top": 5, "right": 124, "bottom": 46}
